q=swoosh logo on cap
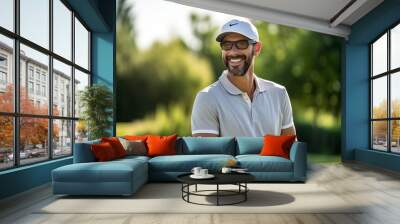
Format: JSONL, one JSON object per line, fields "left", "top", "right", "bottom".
{"left": 229, "top": 22, "right": 238, "bottom": 26}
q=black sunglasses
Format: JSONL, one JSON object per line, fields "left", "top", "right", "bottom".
{"left": 220, "top": 39, "right": 256, "bottom": 50}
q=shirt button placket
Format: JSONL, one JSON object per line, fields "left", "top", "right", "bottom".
{"left": 242, "top": 94, "right": 252, "bottom": 119}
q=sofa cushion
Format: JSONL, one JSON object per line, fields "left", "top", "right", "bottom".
{"left": 52, "top": 159, "right": 147, "bottom": 183}
{"left": 235, "top": 137, "right": 263, "bottom": 155}
{"left": 177, "top": 137, "right": 235, "bottom": 155}
{"left": 260, "top": 135, "right": 296, "bottom": 159}
{"left": 147, "top": 135, "right": 177, "bottom": 157}
{"left": 91, "top": 142, "right": 118, "bottom": 161}
{"left": 124, "top": 135, "right": 148, "bottom": 141}
{"left": 119, "top": 138, "right": 147, "bottom": 156}
{"left": 73, "top": 139, "right": 100, "bottom": 163}
{"left": 101, "top": 137, "right": 127, "bottom": 158}
{"left": 236, "top": 155, "right": 293, "bottom": 172}
{"left": 148, "top": 154, "right": 235, "bottom": 172}
{"left": 114, "top": 155, "right": 150, "bottom": 163}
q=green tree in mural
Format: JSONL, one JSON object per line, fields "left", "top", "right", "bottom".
{"left": 118, "top": 38, "right": 213, "bottom": 121}
{"left": 190, "top": 13, "right": 223, "bottom": 80}
{"left": 254, "top": 22, "right": 342, "bottom": 124}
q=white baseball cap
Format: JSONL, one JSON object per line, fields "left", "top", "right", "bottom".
{"left": 216, "top": 19, "right": 259, "bottom": 42}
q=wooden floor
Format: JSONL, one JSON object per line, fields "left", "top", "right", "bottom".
{"left": 1, "top": 162, "right": 400, "bottom": 224}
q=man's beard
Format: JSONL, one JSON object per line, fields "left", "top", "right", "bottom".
{"left": 224, "top": 53, "right": 253, "bottom": 76}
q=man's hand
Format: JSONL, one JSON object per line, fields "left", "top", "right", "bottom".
{"left": 281, "top": 126, "right": 296, "bottom": 136}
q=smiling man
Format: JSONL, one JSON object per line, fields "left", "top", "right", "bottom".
{"left": 191, "top": 18, "right": 296, "bottom": 137}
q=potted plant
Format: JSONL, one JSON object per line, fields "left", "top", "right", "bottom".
{"left": 79, "top": 84, "right": 113, "bottom": 140}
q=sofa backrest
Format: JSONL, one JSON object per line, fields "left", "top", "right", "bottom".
{"left": 74, "top": 137, "right": 267, "bottom": 162}
{"left": 235, "top": 137, "right": 264, "bottom": 155}
{"left": 177, "top": 137, "right": 235, "bottom": 155}
{"left": 73, "top": 139, "right": 100, "bottom": 163}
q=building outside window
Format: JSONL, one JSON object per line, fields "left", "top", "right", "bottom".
{"left": 0, "top": 54, "right": 7, "bottom": 89}
{"left": 28, "top": 81, "right": 34, "bottom": 94}
{"left": 35, "top": 70, "right": 40, "bottom": 82}
{"left": 35, "top": 83, "right": 40, "bottom": 95}
{"left": 41, "top": 73, "right": 46, "bottom": 83}
{"left": 28, "top": 66, "right": 34, "bottom": 80}
{"left": 0, "top": 71, "right": 6, "bottom": 84}
{"left": 41, "top": 85, "right": 46, "bottom": 97}
{"left": 0, "top": 54, "right": 7, "bottom": 67}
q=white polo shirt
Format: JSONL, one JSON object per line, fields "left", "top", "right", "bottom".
{"left": 191, "top": 71, "right": 294, "bottom": 137}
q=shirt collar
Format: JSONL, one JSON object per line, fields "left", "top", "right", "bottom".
{"left": 219, "top": 70, "right": 267, "bottom": 95}
{"left": 254, "top": 75, "right": 268, "bottom": 93}
{"left": 219, "top": 70, "right": 242, "bottom": 95}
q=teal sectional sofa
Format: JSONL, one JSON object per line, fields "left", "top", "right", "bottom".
{"left": 52, "top": 137, "right": 307, "bottom": 196}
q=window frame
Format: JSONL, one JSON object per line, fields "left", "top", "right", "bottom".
{"left": 369, "top": 20, "right": 400, "bottom": 154}
{"left": 0, "top": 0, "right": 92, "bottom": 171}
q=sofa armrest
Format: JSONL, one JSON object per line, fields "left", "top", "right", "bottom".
{"left": 73, "top": 140, "right": 100, "bottom": 163}
{"left": 289, "top": 141, "right": 307, "bottom": 181}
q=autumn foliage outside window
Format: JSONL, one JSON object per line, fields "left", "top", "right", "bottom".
{"left": 0, "top": 85, "right": 60, "bottom": 167}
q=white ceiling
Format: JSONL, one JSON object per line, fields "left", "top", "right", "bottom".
{"left": 166, "top": 0, "right": 384, "bottom": 39}
{"left": 225, "top": 0, "right": 352, "bottom": 22}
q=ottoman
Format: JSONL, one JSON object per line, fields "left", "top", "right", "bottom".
{"left": 52, "top": 158, "right": 148, "bottom": 196}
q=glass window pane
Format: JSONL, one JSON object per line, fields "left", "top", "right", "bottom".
{"left": 74, "top": 17, "right": 89, "bottom": 70}
{"left": 372, "top": 121, "right": 388, "bottom": 151}
{"left": 372, "top": 33, "right": 387, "bottom": 76}
{"left": 20, "top": 117, "right": 49, "bottom": 165}
{"left": 391, "top": 24, "right": 400, "bottom": 70}
{"left": 372, "top": 77, "right": 387, "bottom": 119}
{"left": 0, "top": 34, "right": 14, "bottom": 112}
{"left": 0, "top": 116, "right": 14, "bottom": 170}
{"left": 53, "top": 0, "right": 72, "bottom": 60}
{"left": 53, "top": 119, "right": 72, "bottom": 157}
{"left": 0, "top": 0, "right": 14, "bottom": 31}
{"left": 74, "top": 69, "right": 89, "bottom": 118}
{"left": 53, "top": 59, "right": 72, "bottom": 117}
{"left": 391, "top": 72, "right": 400, "bottom": 118}
{"left": 391, "top": 120, "right": 400, "bottom": 153}
{"left": 75, "top": 120, "right": 88, "bottom": 143}
{"left": 20, "top": 44, "right": 49, "bottom": 115}
{"left": 20, "top": 0, "right": 49, "bottom": 49}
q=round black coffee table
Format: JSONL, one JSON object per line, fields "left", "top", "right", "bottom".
{"left": 177, "top": 172, "right": 255, "bottom": 206}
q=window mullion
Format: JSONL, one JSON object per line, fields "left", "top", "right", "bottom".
{"left": 388, "top": 30, "right": 391, "bottom": 152}
{"left": 71, "top": 10, "right": 76, "bottom": 155}
{"left": 14, "top": 0, "right": 20, "bottom": 167}
{"left": 370, "top": 45, "right": 373, "bottom": 149}
{"left": 49, "top": 0, "right": 53, "bottom": 160}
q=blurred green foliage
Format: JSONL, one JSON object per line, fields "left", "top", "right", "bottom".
{"left": 117, "top": 103, "right": 191, "bottom": 137}
{"left": 308, "top": 153, "right": 341, "bottom": 164}
{"left": 116, "top": 1, "right": 342, "bottom": 155}
{"left": 117, "top": 38, "right": 213, "bottom": 121}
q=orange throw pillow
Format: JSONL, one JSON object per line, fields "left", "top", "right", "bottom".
{"left": 260, "top": 135, "right": 296, "bottom": 159}
{"left": 124, "top": 135, "right": 148, "bottom": 141}
{"left": 91, "top": 142, "right": 117, "bottom": 161}
{"left": 101, "top": 137, "right": 127, "bottom": 158}
{"left": 146, "top": 134, "right": 177, "bottom": 157}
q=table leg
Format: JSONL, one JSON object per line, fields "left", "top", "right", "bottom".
{"left": 217, "top": 184, "right": 219, "bottom": 206}
{"left": 187, "top": 184, "right": 190, "bottom": 202}
{"left": 195, "top": 184, "right": 197, "bottom": 192}
{"left": 181, "top": 184, "right": 183, "bottom": 199}
{"left": 245, "top": 183, "right": 247, "bottom": 201}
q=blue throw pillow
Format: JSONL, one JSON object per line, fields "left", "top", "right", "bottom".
{"left": 178, "top": 137, "right": 235, "bottom": 155}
